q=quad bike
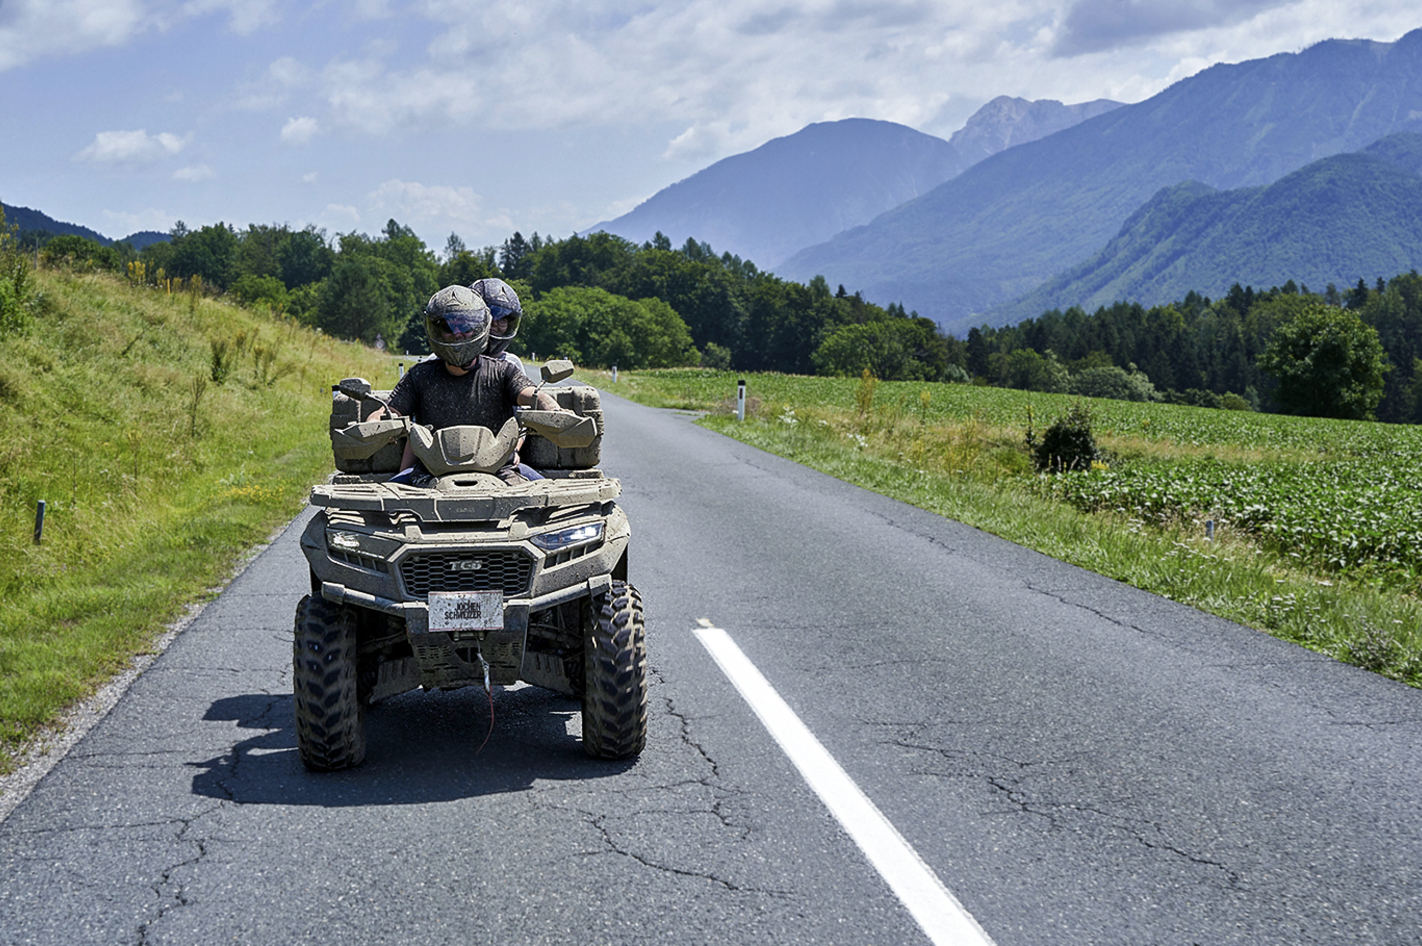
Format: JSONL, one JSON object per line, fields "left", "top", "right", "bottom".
{"left": 293, "top": 361, "right": 646, "bottom": 771}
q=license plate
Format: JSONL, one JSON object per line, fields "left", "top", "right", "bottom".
{"left": 427, "top": 591, "right": 504, "bottom": 632}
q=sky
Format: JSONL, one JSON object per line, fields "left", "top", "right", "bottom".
{"left": 1, "top": 0, "right": 1419, "bottom": 254}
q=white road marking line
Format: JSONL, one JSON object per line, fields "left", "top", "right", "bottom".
{"left": 694, "top": 620, "right": 996, "bottom": 946}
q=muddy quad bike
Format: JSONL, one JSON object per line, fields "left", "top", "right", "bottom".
{"left": 293, "top": 361, "right": 646, "bottom": 771}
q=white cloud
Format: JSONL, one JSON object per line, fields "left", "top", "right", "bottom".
{"left": 323, "top": 204, "right": 361, "bottom": 228}
{"left": 367, "top": 179, "right": 487, "bottom": 231}
{"left": 0, "top": 0, "right": 149, "bottom": 71}
{"left": 301, "top": 172, "right": 319, "bottom": 184}
{"left": 281, "top": 116, "right": 320, "bottom": 144}
{"left": 101, "top": 207, "right": 178, "bottom": 235}
{"left": 181, "top": 0, "right": 281, "bottom": 35}
{"left": 1051, "top": 0, "right": 1288, "bottom": 56}
{"left": 270, "top": 0, "right": 1420, "bottom": 167}
{"left": 73, "top": 129, "right": 190, "bottom": 165}
{"left": 172, "top": 163, "right": 216, "bottom": 182}
{"left": 0, "top": 0, "right": 280, "bottom": 72}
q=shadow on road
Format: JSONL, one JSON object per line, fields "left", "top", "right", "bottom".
{"left": 188, "top": 686, "right": 634, "bottom": 806}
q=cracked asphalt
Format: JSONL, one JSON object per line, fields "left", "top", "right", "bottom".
{"left": 3, "top": 391, "right": 1421, "bottom": 945}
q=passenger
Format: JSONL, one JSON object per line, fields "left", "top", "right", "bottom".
{"left": 380, "top": 285, "right": 562, "bottom": 485}
{"left": 470, "top": 277, "right": 533, "bottom": 462}
{"left": 470, "top": 277, "right": 525, "bottom": 376}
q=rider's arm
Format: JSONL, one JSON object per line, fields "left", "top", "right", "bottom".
{"left": 516, "top": 386, "right": 562, "bottom": 411}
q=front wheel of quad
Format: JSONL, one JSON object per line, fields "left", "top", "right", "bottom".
{"left": 293, "top": 594, "right": 366, "bottom": 771}
{"left": 582, "top": 581, "right": 648, "bottom": 759}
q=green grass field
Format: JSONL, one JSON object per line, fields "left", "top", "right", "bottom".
{"left": 0, "top": 268, "right": 396, "bottom": 773}
{"left": 588, "top": 367, "right": 1422, "bottom": 687}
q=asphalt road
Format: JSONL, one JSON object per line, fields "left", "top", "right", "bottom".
{"left": 2, "top": 390, "right": 1420, "bottom": 945}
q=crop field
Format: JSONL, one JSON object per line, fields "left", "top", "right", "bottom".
{"left": 593, "top": 367, "right": 1422, "bottom": 684}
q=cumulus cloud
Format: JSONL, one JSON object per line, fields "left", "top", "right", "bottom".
{"left": 1051, "top": 0, "right": 1289, "bottom": 56}
{"left": 322, "top": 204, "right": 362, "bottom": 229}
{"left": 249, "top": 0, "right": 1420, "bottom": 169}
{"left": 281, "top": 116, "right": 320, "bottom": 144}
{"left": 74, "top": 129, "right": 190, "bottom": 165}
{"left": 101, "top": 207, "right": 178, "bottom": 234}
{"left": 172, "top": 163, "right": 216, "bottom": 182}
{"left": 283, "top": 0, "right": 1015, "bottom": 164}
{"left": 181, "top": 0, "right": 281, "bottom": 35}
{"left": 367, "top": 179, "right": 487, "bottom": 231}
{"left": 0, "top": 0, "right": 148, "bottom": 70}
{"left": 0, "top": 0, "right": 280, "bottom": 71}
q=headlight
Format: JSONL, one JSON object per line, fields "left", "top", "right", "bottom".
{"left": 530, "top": 522, "right": 603, "bottom": 552}
{"left": 327, "top": 530, "right": 363, "bottom": 551}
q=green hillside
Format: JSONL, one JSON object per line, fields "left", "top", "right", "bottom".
{"left": 992, "top": 134, "right": 1422, "bottom": 320}
{"left": 0, "top": 263, "right": 393, "bottom": 773}
{"left": 779, "top": 29, "right": 1422, "bottom": 333}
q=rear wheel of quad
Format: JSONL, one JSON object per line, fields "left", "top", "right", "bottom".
{"left": 293, "top": 594, "right": 366, "bottom": 771}
{"left": 582, "top": 581, "right": 647, "bottom": 759}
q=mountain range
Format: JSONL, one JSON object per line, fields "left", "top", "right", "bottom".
{"left": 586, "top": 97, "right": 1120, "bottom": 270}
{"left": 0, "top": 202, "right": 166, "bottom": 250}
{"left": 779, "top": 29, "right": 1422, "bottom": 333}
{"left": 989, "top": 133, "right": 1422, "bottom": 321}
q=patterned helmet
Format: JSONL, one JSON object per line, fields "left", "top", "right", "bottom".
{"left": 470, "top": 278, "right": 522, "bottom": 359}
{"left": 424, "top": 285, "right": 490, "bottom": 368}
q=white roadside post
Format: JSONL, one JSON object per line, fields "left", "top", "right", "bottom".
{"left": 736, "top": 379, "right": 746, "bottom": 422}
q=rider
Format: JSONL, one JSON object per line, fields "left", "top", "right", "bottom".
{"left": 382, "top": 285, "right": 561, "bottom": 483}
{"left": 471, "top": 277, "right": 524, "bottom": 375}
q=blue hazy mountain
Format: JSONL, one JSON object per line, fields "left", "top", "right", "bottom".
{"left": 779, "top": 29, "right": 1422, "bottom": 334}
{"left": 989, "top": 133, "right": 1422, "bottom": 321}
{"left": 587, "top": 99, "right": 1119, "bottom": 270}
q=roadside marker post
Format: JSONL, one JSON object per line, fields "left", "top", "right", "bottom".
{"left": 736, "top": 379, "right": 746, "bottom": 422}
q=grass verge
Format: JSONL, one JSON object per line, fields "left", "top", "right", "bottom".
{"left": 588, "top": 367, "right": 1422, "bottom": 687}
{"left": 0, "top": 268, "right": 396, "bottom": 774}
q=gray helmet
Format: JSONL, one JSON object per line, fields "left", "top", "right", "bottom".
{"left": 470, "top": 278, "right": 522, "bottom": 358}
{"left": 424, "top": 285, "right": 490, "bottom": 368}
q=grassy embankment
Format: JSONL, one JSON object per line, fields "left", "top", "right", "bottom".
{"left": 587, "top": 367, "right": 1422, "bottom": 687}
{"left": 0, "top": 267, "right": 393, "bottom": 774}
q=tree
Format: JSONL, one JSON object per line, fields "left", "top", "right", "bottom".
{"left": 167, "top": 222, "right": 239, "bottom": 289}
{"left": 521, "top": 286, "right": 698, "bottom": 369}
{"left": 1070, "top": 364, "right": 1159, "bottom": 402}
{"left": 813, "top": 320, "right": 935, "bottom": 381}
{"left": 439, "top": 249, "right": 498, "bottom": 287}
{"left": 278, "top": 226, "right": 334, "bottom": 289}
{"left": 315, "top": 258, "right": 402, "bottom": 343}
{"left": 230, "top": 274, "right": 289, "bottom": 312}
{"left": 990, "top": 348, "right": 1069, "bottom": 393}
{"left": 234, "top": 223, "right": 286, "bottom": 281}
{"left": 1258, "top": 303, "right": 1388, "bottom": 420}
{"left": 444, "top": 232, "right": 467, "bottom": 260}
{"left": 38, "top": 234, "right": 123, "bottom": 271}
{"left": 965, "top": 326, "right": 990, "bottom": 379}
{"left": 500, "top": 231, "right": 532, "bottom": 279}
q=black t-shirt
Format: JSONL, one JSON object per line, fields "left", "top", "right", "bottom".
{"left": 387, "top": 356, "right": 532, "bottom": 432}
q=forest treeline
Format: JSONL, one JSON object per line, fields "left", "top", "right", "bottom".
{"left": 14, "top": 213, "right": 1422, "bottom": 423}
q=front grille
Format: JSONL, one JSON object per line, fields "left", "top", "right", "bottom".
{"left": 399, "top": 549, "right": 535, "bottom": 599}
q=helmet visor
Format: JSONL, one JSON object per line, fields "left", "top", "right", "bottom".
{"left": 488, "top": 304, "right": 520, "bottom": 340}
{"left": 429, "top": 308, "right": 488, "bottom": 342}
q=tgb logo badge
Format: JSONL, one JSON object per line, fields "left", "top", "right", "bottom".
{"left": 448, "top": 559, "right": 484, "bottom": 572}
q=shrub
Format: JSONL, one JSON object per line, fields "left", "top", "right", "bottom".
{"left": 700, "top": 342, "right": 732, "bottom": 371}
{"left": 1030, "top": 401, "right": 1101, "bottom": 473}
